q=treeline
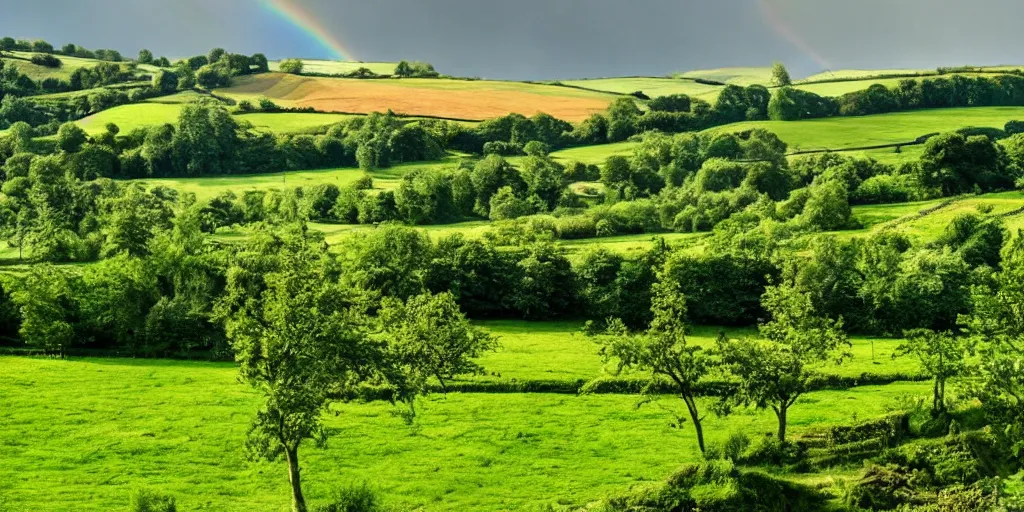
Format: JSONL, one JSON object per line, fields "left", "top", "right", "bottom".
{"left": 771, "top": 73, "right": 1024, "bottom": 120}
{"left": 0, "top": 196, "right": 1014, "bottom": 357}
{"left": 0, "top": 36, "right": 134, "bottom": 63}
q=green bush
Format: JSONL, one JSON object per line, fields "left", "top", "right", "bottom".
{"left": 129, "top": 489, "right": 177, "bottom": 512}
{"left": 555, "top": 215, "right": 596, "bottom": 240}
{"left": 739, "top": 438, "right": 806, "bottom": 467}
{"left": 316, "top": 483, "right": 380, "bottom": 512}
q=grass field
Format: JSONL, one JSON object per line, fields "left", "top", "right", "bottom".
{"left": 76, "top": 103, "right": 185, "bottom": 133}
{"left": 234, "top": 112, "right": 356, "bottom": 133}
{"left": 676, "top": 67, "right": 772, "bottom": 86}
{"left": 0, "top": 354, "right": 931, "bottom": 512}
{"left": 268, "top": 60, "right": 398, "bottom": 76}
{"left": 559, "top": 78, "right": 723, "bottom": 101}
{"left": 217, "top": 73, "right": 620, "bottom": 122}
{"left": 798, "top": 69, "right": 934, "bottom": 83}
{"left": 794, "top": 72, "right": 1010, "bottom": 97}
{"left": 711, "top": 106, "right": 1024, "bottom": 151}
{"left": 137, "top": 157, "right": 464, "bottom": 201}
{"left": 0, "top": 51, "right": 109, "bottom": 81}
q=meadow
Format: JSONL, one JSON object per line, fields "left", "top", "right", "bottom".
{"left": 558, "top": 78, "right": 723, "bottom": 101}
{"left": 0, "top": 352, "right": 931, "bottom": 512}
{"left": 268, "top": 59, "right": 398, "bottom": 76}
{"left": 217, "top": 73, "right": 620, "bottom": 122}
{"left": 0, "top": 51, "right": 114, "bottom": 81}
{"left": 675, "top": 67, "right": 773, "bottom": 86}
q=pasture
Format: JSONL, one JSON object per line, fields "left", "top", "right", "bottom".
{"left": 217, "top": 73, "right": 619, "bottom": 122}
{"left": 794, "top": 72, "right": 1014, "bottom": 97}
{"left": 798, "top": 68, "right": 934, "bottom": 82}
{"left": 268, "top": 59, "right": 398, "bottom": 76}
{"left": 0, "top": 349, "right": 930, "bottom": 512}
{"left": 675, "top": 67, "right": 772, "bottom": 86}
{"left": 234, "top": 112, "right": 356, "bottom": 133}
{"left": 710, "top": 106, "right": 1024, "bottom": 151}
{"left": 76, "top": 103, "right": 185, "bottom": 133}
{"left": 559, "top": 78, "right": 723, "bottom": 101}
{"left": 0, "top": 51, "right": 108, "bottom": 81}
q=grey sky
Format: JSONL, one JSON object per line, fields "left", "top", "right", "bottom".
{"left": 3, "top": 0, "right": 1023, "bottom": 80}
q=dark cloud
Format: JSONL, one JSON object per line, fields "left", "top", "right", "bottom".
{"left": 3, "top": 0, "right": 1023, "bottom": 80}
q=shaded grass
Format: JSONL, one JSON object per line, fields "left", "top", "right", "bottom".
{"left": 0, "top": 355, "right": 931, "bottom": 512}
{"left": 559, "top": 78, "right": 723, "bottom": 101}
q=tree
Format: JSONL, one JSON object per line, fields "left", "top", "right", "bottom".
{"left": 7, "top": 265, "right": 78, "bottom": 358}
{"left": 771, "top": 61, "right": 792, "bottom": 87}
{"left": 379, "top": 292, "right": 497, "bottom": 392}
{"left": 896, "top": 330, "right": 973, "bottom": 416}
{"left": 216, "top": 227, "right": 385, "bottom": 512}
{"left": 607, "top": 98, "right": 641, "bottom": 142}
{"left": 56, "top": 122, "right": 88, "bottom": 153}
{"left": 152, "top": 70, "right": 179, "bottom": 93}
{"left": 137, "top": 49, "right": 153, "bottom": 64}
{"left": 594, "top": 280, "right": 715, "bottom": 453}
{"left": 718, "top": 276, "right": 849, "bottom": 442}
{"left": 394, "top": 60, "right": 412, "bottom": 77}
{"left": 207, "top": 48, "right": 227, "bottom": 64}
{"left": 279, "top": 59, "right": 304, "bottom": 75}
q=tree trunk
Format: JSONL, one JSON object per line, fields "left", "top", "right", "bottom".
{"left": 682, "top": 394, "right": 706, "bottom": 454}
{"left": 285, "top": 446, "right": 307, "bottom": 512}
{"left": 776, "top": 403, "right": 788, "bottom": 443}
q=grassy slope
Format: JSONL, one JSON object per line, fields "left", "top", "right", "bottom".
{"left": 794, "top": 72, "right": 1012, "bottom": 97}
{"left": 268, "top": 60, "right": 398, "bottom": 76}
{"left": 0, "top": 355, "right": 929, "bottom": 512}
{"left": 233, "top": 112, "right": 356, "bottom": 133}
{"left": 137, "top": 157, "right": 463, "bottom": 201}
{"left": 676, "top": 67, "right": 772, "bottom": 86}
{"left": 559, "top": 78, "right": 723, "bottom": 102}
{"left": 710, "top": 106, "right": 1024, "bottom": 151}
{"left": 1, "top": 51, "right": 106, "bottom": 81}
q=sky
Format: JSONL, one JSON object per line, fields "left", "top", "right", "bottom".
{"left": 3, "top": 0, "right": 1024, "bottom": 80}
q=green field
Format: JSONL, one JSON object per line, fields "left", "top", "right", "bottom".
{"left": 76, "top": 102, "right": 185, "bottom": 133}
{"left": 798, "top": 69, "right": 934, "bottom": 83}
{"left": 676, "top": 67, "right": 772, "bottom": 86}
{"left": 137, "top": 157, "right": 464, "bottom": 201}
{"left": 268, "top": 59, "right": 399, "bottom": 76}
{"left": 559, "top": 78, "right": 723, "bottom": 101}
{"left": 0, "top": 354, "right": 931, "bottom": 512}
{"left": 794, "top": 72, "right": 1010, "bottom": 97}
{"left": 711, "top": 106, "right": 1024, "bottom": 151}
{"left": 0, "top": 51, "right": 111, "bottom": 81}
{"left": 234, "top": 112, "right": 356, "bottom": 133}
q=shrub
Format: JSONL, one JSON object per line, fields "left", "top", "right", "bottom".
{"left": 739, "top": 438, "right": 806, "bottom": 467}
{"left": 555, "top": 215, "right": 597, "bottom": 239}
{"left": 352, "top": 174, "right": 375, "bottom": 190}
{"left": 316, "top": 483, "right": 381, "bottom": 512}
{"left": 279, "top": 58, "right": 304, "bottom": 74}
{"left": 30, "top": 53, "right": 61, "bottom": 68}
{"left": 129, "top": 489, "right": 177, "bottom": 512}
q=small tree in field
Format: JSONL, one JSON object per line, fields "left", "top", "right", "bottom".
{"left": 896, "top": 330, "right": 973, "bottom": 417}
{"left": 279, "top": 58, "right": 304, "bottom": 75}
{"left": 217, "top": 227, "right": 385, "bottom": 512}
{"left": 718, "top": 274, "right": 849, "bottom": 443}
{"left": 379, "top": 291, "right": 498, "bottom": 393}
{"left": 771, "top": 61, "right": 792, "bottom": 87}
{"left": 592, "top": 280, "right": 715, "bottom": 453}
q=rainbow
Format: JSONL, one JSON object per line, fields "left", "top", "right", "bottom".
{"left": 756, "top": 0, "right": 831, "bottom": 70}
{"left": 259, "top": 0, "right": 356, "bottom": 61}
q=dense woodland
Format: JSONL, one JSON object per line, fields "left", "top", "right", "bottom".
{"left": 1, "top": 37, "right": 1023, "bottom": 512}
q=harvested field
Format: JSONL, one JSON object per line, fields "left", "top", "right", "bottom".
{"left": 218, "top": 73, "right": 618, "bottom": 122}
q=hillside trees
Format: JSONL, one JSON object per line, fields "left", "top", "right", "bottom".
{"left": 896, "top": 330, "right": 973, "bottom": 417}
{"left": 279, "top": 59, "right": 304, "bottom": 74}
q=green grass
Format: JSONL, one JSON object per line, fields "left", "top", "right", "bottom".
{"left": 794, "top": 73, "right": 1009, "bottom": 97}
{"left": 76, "top": 103, "right": 184, "bottom": 134}
{"left": 269, "top": 60, "right": 398, "bottom": 76}
{"left": 545, "top": 141, "right": 639, "bottom": 166}
{"left": 137, "top": 157, "right": 463, "bottom": 202}
{"left": 712, "top": 106, "right": 1024, "bottom": 152}
{"left": 234, "top": 112, "right": 356, "bottom": 133}
{"left": 676, "top": 67, "right": 773, "bottom": 86}
{"left": 559, "top": 78, "right": 723, "bottom": 101}
{"left": 473, "top": 321, "right": 921, "bottom": 384}
{"left": 1, "top": 51, "right": 109, "bottom": 81}
{"left": 0, "top": 355, "right": 931, "bottom": 512}
{"left": 798, "top": 69, "right": 934, "bottom": 83}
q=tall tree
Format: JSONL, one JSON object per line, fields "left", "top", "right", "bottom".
{"left": 593, "top": 280, "right": 715, "bottom": 453}
{"left": 896, "top": 330, "right": 973, "bottom": 416}
{"left": 379, "top": 291, "right": 497, "bottom": 393}
{"left": 718, "top": 273, "right": 849, "bottom": 442}
{"left": 771, "top": 61, "right": 792, "bottom": 87}
{"left": 216, "top": 226, "right": 385, "bottom": 512}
